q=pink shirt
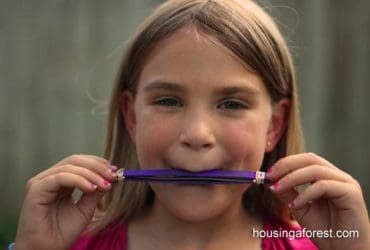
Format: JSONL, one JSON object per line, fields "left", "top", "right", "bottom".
{"left": 70, "top": 218, "right": 318, "bottom": 250}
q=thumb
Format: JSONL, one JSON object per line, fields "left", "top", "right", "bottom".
{"left": 65, "top": 191, "right": 104, "bottom": 248}
{"left": 277, "top": 188, "right": 313, "bottom": 225}
{"left": 75, "top": 191, "right": 105, "bottom": 225}
{"left": 278, "top": 187, "right": 298, "bottom": 208}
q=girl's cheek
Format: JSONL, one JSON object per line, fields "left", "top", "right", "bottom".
{"left": 220, "top": 122, "right": 266, "bottom": 171}
{"left": 136, "top": 114, "right": 179, "bottom": 168}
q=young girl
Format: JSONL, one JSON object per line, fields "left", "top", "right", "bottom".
{"left": 12, "top": 0, "right": 369, "bottom": 249}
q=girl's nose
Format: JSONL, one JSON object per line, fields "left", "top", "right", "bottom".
{"left": 179, "top": 113, "right": 216, "bottom": 151}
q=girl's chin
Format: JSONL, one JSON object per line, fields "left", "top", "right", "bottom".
{"left": 151, "top": 183, "right": 248, "bottom": 223}
{"left": 157, "top": 198, "right": 228, "bottom": 223}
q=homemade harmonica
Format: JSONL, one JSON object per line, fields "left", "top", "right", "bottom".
{"left": 115, "top": 168, "right": 269, "bottom": 185}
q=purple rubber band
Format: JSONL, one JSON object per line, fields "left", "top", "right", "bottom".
{"left": 116, "top": 169, "right": 268, "bottom": 185}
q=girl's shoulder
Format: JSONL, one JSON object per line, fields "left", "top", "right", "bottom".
{"left": 262, "top": 217, "right": 318, "bottom": 250}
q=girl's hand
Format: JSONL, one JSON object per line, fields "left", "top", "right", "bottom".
{"left": 14, "top": 155, "right": 117, "bottom": 250}
{"left": 268, "top": 153, "right": 370, "bottom": 250}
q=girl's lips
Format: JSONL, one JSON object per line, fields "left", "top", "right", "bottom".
{"left": 168, "top": 165, "right": 223, "bottom": 172}
{"left": 163, "top": 158, "right": 227, "bottom": 172}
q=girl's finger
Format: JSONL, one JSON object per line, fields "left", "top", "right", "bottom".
{"left": 270, "top": 165, "right": 353, "bottom": 194}
{"left": 67, "top": 191, "right": 105, "bottom": 240}
{"left": 55, "top": 154, "right": 111, "bottom": 167}
{"left": 290, "top": 180, "right": 362, "bottom": 211}
{"left": 75, "top": 191, "right": 104, "bottom": 223}
{"left": 54, "top": 155, "right": 117, "bottom": 175}
{"left": 34, "top": 164, "right": 116, "bottom": 186}
{"left": 34, "top": 155, "right": 118, "bottom": 182}
{"left": 272, "top": 186, "right": 317, "bottom": 227}
{"left": 82, "top": 155, "right": 110, "bottom": 165}
{"left": 268, "top": 153, "right": 337, "bottom": 181}
{"left": 30, "top": 172, "right": 99, "bottom": 199}
{"left": 64, "top": 192, "right": 104, "bottom": 249}
{"left": 277, "top": 187, "right": 299, "bottom": 207}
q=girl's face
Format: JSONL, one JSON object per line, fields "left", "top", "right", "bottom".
{"left": 123, "top": 28, "right": 288, "bottom": 222}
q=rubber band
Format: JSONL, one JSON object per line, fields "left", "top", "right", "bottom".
{"left": 116, "top": 168, "right": 269, "bottom": 185}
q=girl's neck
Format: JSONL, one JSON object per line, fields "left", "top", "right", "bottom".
{"left": 128, "top": 197, "right": 262, "bottom": 250}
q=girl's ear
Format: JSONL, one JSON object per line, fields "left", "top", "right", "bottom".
{"left": 121, "top": 91, "right": 137, "bottom": 144}
{"left": 265, "top": 98, "right": 290, "bottom": 152}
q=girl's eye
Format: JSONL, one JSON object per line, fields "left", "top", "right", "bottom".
{"left": 153, "top": 97, "right": 183, "bottom": 107}
{"left": 217, "top": 100, "right": 247, "bottom": 110}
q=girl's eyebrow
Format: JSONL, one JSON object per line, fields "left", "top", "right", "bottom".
{"left": 144, "top": 81, "right": 260, "bottom": 96}
{"left": 144, "top": 81, "right": 184, "bottom": 93}
{"left": 214, "top": 86, "right": 260, "bottom": 96}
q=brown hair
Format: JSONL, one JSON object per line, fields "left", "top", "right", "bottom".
{"left": 93, "top": 0, "right": 304, "bottom": 232}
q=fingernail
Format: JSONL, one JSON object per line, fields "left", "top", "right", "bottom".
{"left": 288, "top": 200, "right": 295, "bottom": 208}
{"left": 91, "top": 183, "right": 98, "bottom": 189}
{"left": 269, "top": 181, "right": 280, "bottom": 191}
{"left": 108, "top": 164, "right": 118, "bottom": 170}
{"left": 103, "top": 180, "right": 111, "bottom": 187}
{"left": 266, "top": 168, "right": 273, "bottom": 178}
{"left": 109, "top": 169, "right": 117, "bottom": 177}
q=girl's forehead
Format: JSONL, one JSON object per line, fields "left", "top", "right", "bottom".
{"left": 144, "top": 25, "right": 254, "bottom": 79}
{"left": 138, "top": 27, "right": 266, "bottom": 94}
{"left": 143, "top": 28, "right": 258, "bottom": 73}
{"left": 150, "top": 26, "right": 236, "bottom": 62}
{"left": 144, "top": 28, "right": 249, "bottom": 74}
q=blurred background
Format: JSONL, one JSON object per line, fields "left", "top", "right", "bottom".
{"left": 0, "top": 0, "right": 369, "bottom": 247}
